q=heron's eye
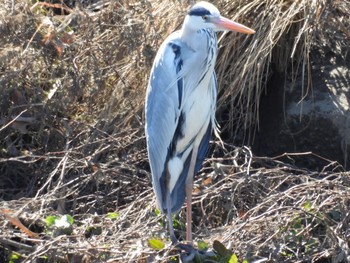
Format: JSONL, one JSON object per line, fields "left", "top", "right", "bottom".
{"left": 202, "top": 15, "right": 208, "bottom": 21}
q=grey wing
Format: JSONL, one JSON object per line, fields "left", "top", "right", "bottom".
{"left": 145, "top": 36, "right": 183, "bottom": 210}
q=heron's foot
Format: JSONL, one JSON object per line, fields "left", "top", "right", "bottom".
{"left": 175, "top": 242, "right": 194, "bottom": 253}
{"left": 170, "top": 234, "right": 178, "bottom": 246}
{"left": 174, "top": 243, "right": 196, "bottom": 262}
{"left": 174, "top": 242, "right": 216, "bottom": 262}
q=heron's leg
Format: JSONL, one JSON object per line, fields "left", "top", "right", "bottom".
{"left": 185, "top": 144, "right": 199, "bottom": 243}
{"left": 167, "top": 193, "right": 178, "bottom": 244}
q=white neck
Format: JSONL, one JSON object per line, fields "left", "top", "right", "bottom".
{"left": 180, "top": 26, "right": 199, "bottom": 51}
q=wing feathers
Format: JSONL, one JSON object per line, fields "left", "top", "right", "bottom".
{"left": 145, "top": 31, "right": 216, "bottom": 214}
{"left": 145, "top": 34, "right": 185, "bottom": 211}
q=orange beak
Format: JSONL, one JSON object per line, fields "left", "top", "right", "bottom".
{"left": 213, "top": 16, "right": 255, "bottom": 34}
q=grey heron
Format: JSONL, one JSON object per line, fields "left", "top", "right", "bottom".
{"left": 145, "top": 1, "right": 255, "bottom": 244}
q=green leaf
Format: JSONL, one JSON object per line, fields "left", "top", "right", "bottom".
{"left": 66, "top": 214, "right": 74, "bottom": 225}
{"left": 85, "top": 226, "right": 102, "bottom": 235}
{"left": 157, "top": 218, "right": 165, "bottom": 227}
{"left": 303, "top": 200, "right": 312, "bottom": 211}
{"left": 45, "top": 215, "right": 58, "bottom": 227}
{"left": 229, "top": 254, "right": 238, "bottom": 263}
{"left": 172, "top": 218, "right": 185, "bottom": 230}
{"left": 172, "top": 218, "right": 180, "bottom": 228}
{"left": 106, "top": 212, "right": 119, "bottom": 220}
{"left": 213, "top": 240, "right": 231, "bottom": 257}
{"left": 242, "top": 259, "right": 249, "bottom": 263}
{"left": 9, "top": 252, "right": 21, "bottom": 263}
{"left": 148, "top": 238, "right": 165, "bottom": 250}
{"left": 197, "top": 240, "right": 209, "bottom": 251}
{"left": 154, "top": 208, "right": 161, "bottom": 216}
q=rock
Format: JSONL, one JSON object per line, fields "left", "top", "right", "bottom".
{"left": 253, "top": 49, "right": 350, "bottom": 170}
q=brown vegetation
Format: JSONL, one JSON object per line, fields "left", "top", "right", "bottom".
{"left": 0, "top": 0, "right": 349, "bottom": 262}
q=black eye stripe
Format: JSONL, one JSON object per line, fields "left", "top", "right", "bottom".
{"left": 188, "top": 7, "right": 211, "bottom": 16}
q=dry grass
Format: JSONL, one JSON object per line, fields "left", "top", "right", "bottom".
{"left": 215, "top": 0, "right": 350, "bottom": 142}
{"left": 1, "top": 146, "right": 349, "bottom": 262}
{"left": 0, "top": 0, "right": 349, "bottom": 262}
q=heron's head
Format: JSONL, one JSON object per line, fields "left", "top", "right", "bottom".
{"left": 184, "top": 1, "right": 255, "bottom": 34}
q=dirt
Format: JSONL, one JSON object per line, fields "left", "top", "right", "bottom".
{"left": 251, "top": 41, "right": 350, "bottom": 170}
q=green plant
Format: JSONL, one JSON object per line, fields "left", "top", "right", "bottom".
{"left": 44, "top": 214, "right": 74, "bottom": 237}
{"left": 148, "top": 238, "right": 165, "bottom": 250}
{"left": 9, "top": 252, "right": 21, "bottom": 263}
